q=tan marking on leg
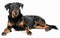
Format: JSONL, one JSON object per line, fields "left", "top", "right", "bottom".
{"left": 3, "top": 21, "right": 13, "bottom": 33}
{"left": 25, "top": 27, "right": 32, "bottom": 35}
{"left": 2, "top": 21, "right": 13, "bottom": 36}
{"left": 34, "top": 24, "right": 49, "bottom": 29}
{"left": 4, "top": 28, "right": 11, "bottom": 33}
{"left": 2, "top": 28, "right": 11, "bottom": 36}
{"left": 34, "top": 21, "right": 49, "bottom": 29}
{"left": 25, "top": 27, "right": 30, "bottom": 33}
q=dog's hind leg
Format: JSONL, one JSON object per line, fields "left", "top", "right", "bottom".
{"left": 2, "top": 21, "right": 13, "bottom": 36}
{"left": 33, "top": 21, "right": 58, "bottom": 31}
{"left": 33, "top": 24, "right": 50, "bottom": 31}
{"left": 33, "top": 21, "right": 53, "bottom": 31}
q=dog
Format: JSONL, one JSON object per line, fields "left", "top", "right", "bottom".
{"left": 2, "top": 2, "right": 58, "bottom": 36}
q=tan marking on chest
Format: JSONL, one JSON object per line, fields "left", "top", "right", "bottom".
{"left": 18, "top": 21, "right": 24, "bottom": 27}
{"left": 8, "top": 21, "right": 13, "bottom": 26}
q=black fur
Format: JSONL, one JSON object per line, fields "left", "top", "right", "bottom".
{"left": 2, "top": 2, "right": 58, "bottom": 36}
{"left": 5, "top": 2, "right": 24, "bottom": 17}
{"left": 5, "top": 3, "right": 23, "bottom": 10}
{"left": 47, "top": 25, "right": 58, "bottom": 30}
{"left": 5, "top": 2, "right": 58, "bottom": 31}
{"left": 8, "top": 14, "right": 22, "bottom": 24}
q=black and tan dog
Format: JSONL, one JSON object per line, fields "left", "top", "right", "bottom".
{"left": 2, "top": 2, "right": 58, "bottom": 36}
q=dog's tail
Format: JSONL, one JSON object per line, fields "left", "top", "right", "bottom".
{"left": 47, "top": 24, "right": 58, "bottom": 30}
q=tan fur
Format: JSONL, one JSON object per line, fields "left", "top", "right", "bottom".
{"left": 34, "top": 21, "right": 49, "bottom": 29}
{"left": 25, "top": 27, "right": 30, "bottom": 33}
{"left": 12, "top": 10, "right": 15, "bottom": 18}
{"left": 18, "top": 21, "right": 24, "bottom": 27}
{"left": 8, "top": 21, "right": 13, "bottom": 26}
{"left": 4, "top": 28, "right": 10, "bottom": 33}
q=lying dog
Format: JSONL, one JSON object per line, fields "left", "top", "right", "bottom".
{"left": 2, "top": 2, "right": 58, "bottom": 36}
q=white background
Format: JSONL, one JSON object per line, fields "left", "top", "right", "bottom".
{"left": 0, "top": 0, "right": 60, "bottom": 38}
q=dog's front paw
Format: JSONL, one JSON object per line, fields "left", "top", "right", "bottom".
{"left": 2, "top": 32, "right": 7, "bottom": 36}
{"left": 27, "top": 31, "right": 32, "bottom": 35}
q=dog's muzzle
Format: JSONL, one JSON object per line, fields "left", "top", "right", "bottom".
{"left": 12, "top": 10, "right": 20, "bottom": 17}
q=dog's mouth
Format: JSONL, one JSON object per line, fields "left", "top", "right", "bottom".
{"left": 12, "top": 10, "right": 19, "bottom": 18}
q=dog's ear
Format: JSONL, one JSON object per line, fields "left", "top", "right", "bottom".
{"left": 5, "top": 3, "right": 11, "bottom": 10}
{"left": 17, "top": 3, "right": 24, "bottom": 9}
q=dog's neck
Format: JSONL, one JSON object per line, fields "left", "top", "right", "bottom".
{"left": 8, "top": 14, "right": 23, "bottom": 23}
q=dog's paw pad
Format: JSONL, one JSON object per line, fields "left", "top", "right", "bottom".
{"left": 27, "top": 31, "right": 32, "bottom": 35}
{"left": 2, "top": 32, "right": 7, "bottom": 36}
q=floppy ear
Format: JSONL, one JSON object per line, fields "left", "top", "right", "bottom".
{"left": 5, "top": 3, "right": 11, "bottom": 10}
{"left": 17, "top": 3, "right": 24, "bottom": 9}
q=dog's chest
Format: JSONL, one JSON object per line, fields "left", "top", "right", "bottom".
{"left": 8, "top": 16, "right": 25, "bottom": 31}
{"left": 8, "top": 15, "right": 22, "bottom": 24}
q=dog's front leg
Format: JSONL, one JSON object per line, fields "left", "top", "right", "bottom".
{"left": 19, "top": 21, "right": 32, "bottom": 35}
{"left": 25, "top": 27, "right": 32, "bottom": 35}
{"left": 2, "top": 21, "right": 13, "bottom": 36}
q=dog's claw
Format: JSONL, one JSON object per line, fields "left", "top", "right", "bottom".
{"left": 27, "top": 31, "right": 32, "bottom": 35}
{"left": 2, "top": 32, "right": 7, "bottom": 36}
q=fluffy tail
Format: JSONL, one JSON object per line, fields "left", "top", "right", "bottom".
{"left": 47, "top": 24, "right": 58, "bottom": 30}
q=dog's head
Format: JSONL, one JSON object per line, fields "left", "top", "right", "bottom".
{"left": 5, "top": 2, "right": 23, "bottom": 18}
